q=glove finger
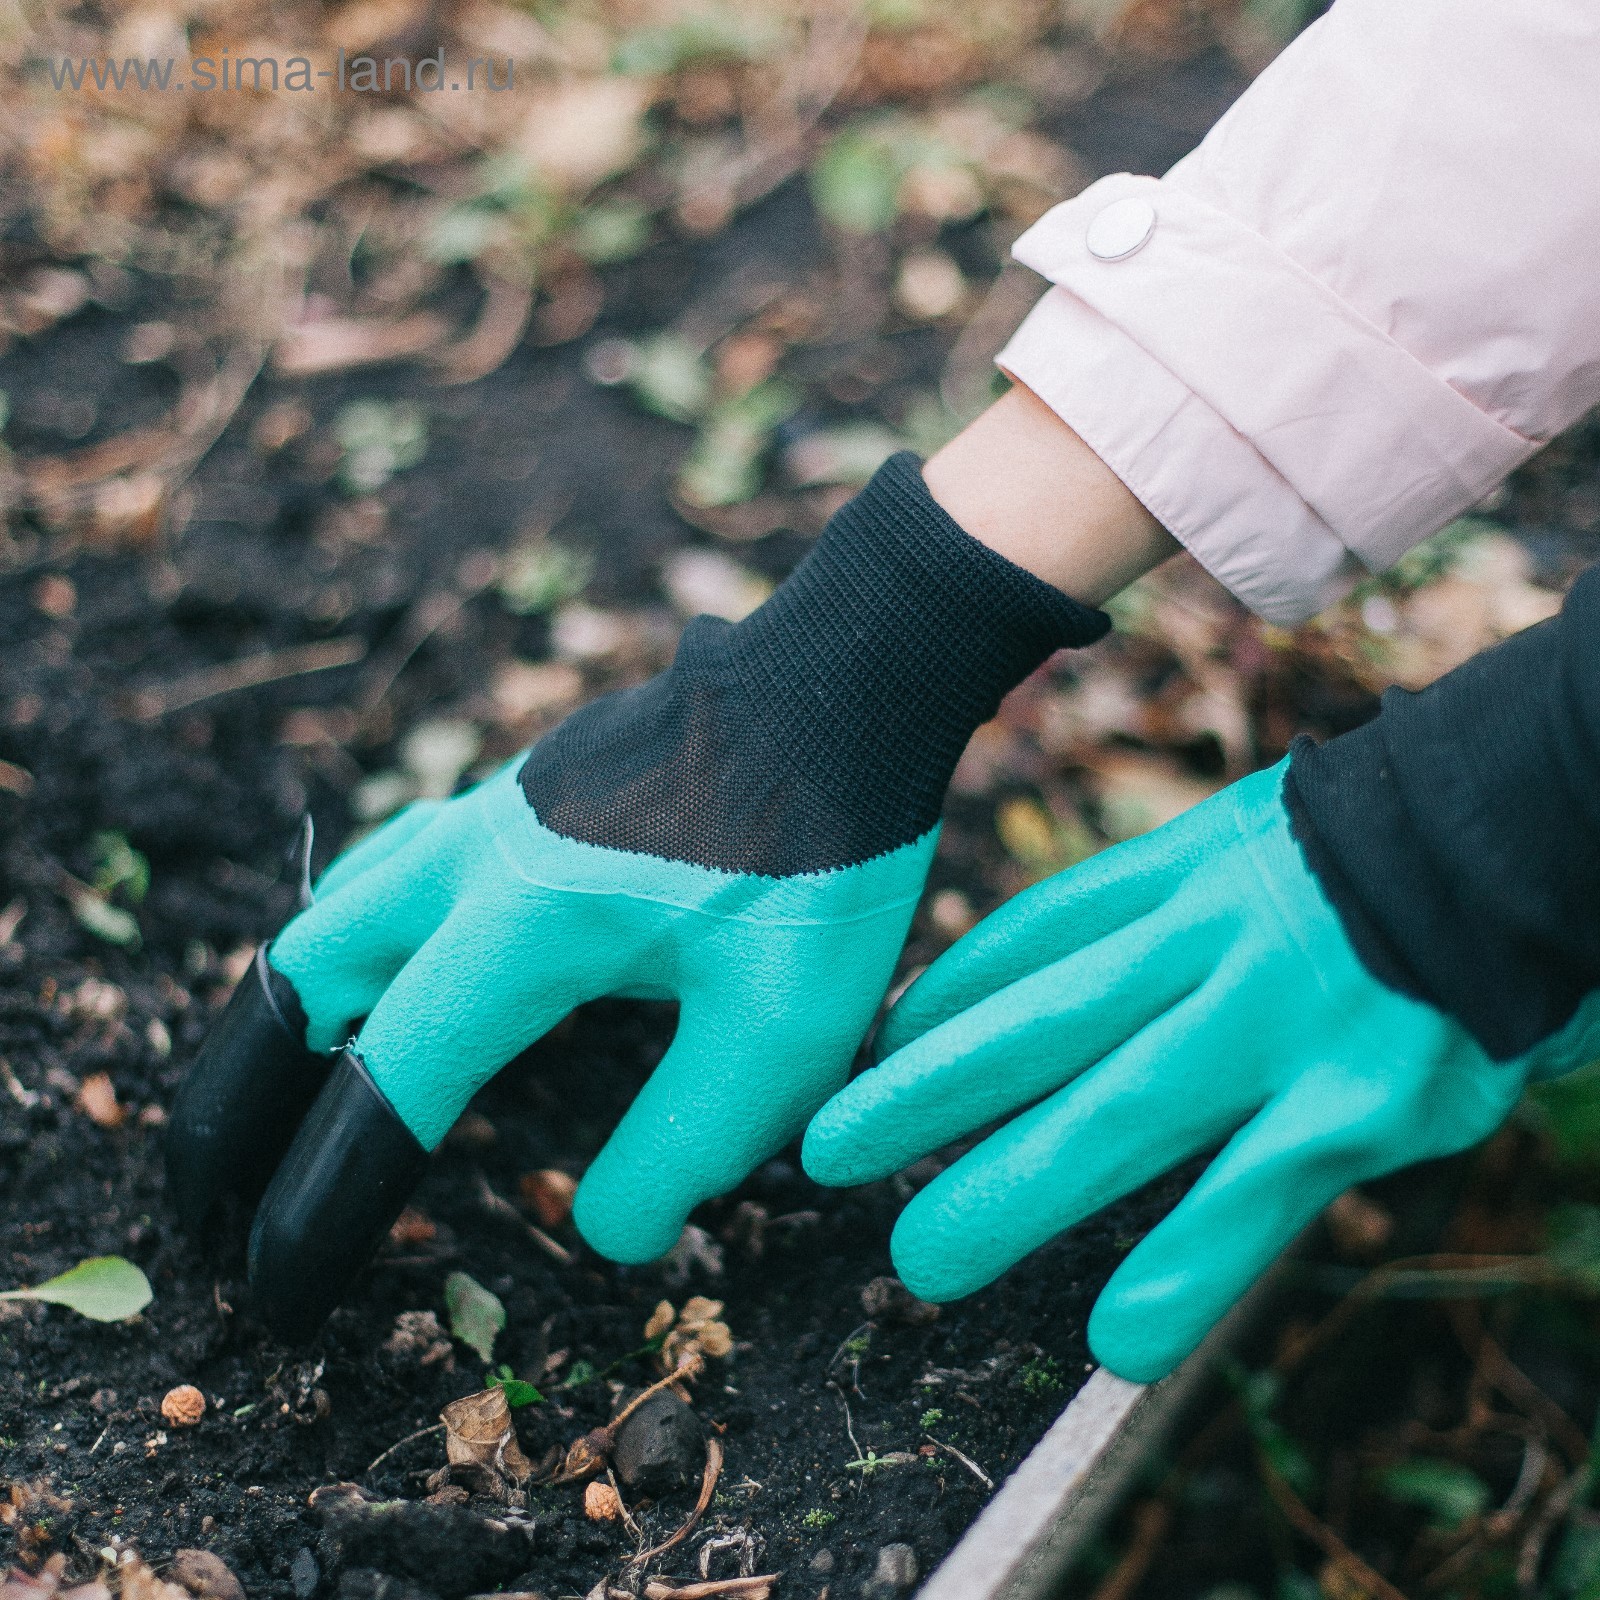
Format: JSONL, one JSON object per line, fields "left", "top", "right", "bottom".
{"left": 576, "top": 998, "right": 836, "bottom": 1265}
{"left": 1088, "top": 1052, "right": 1522, "bottom": 1383}
{"left": 876, "top": 824, "right": 1190, "bottom": 1061}
{"left": 805, "top": 908, "right": 1206, "bottom": 1187}
{"left": 310, "top": 800, "right": 444, "bottom": 901}
{"left": 886, "top": 992, "right": 1261, "bottom": 1303}
{"left": 269, "top": 811, "right": 462, "bottom": 1051}
{"left": 249, "top": 898, "right": 627, "bottom": 1337}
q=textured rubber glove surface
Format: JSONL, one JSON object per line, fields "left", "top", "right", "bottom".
{"left": 272, "top": 760, "right": 933, "bottom": 1262}
{"left": 804, "top": 760, "right": 1600, "bottom": 1382}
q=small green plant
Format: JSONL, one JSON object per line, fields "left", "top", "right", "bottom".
{"left": 845, "top": 1450, "right": 915, "bottom": 1476}
{"left": 0, "top": 1256, "right": 151, "bottom": 1322}
{"left": 334, "top": 399, "right": 428, "bottom": 494}
{"left": 841, "top": 1333, "right": 872, "bottom": 1361}
{"left": 488, "top": 1364, "right": 544, "bottom": 1408}
{"left": 1019, "top": 1356, "right": 1065, "bottom": 1397}
{"left": 562, "top": 1358, "right": 598, "bottom": 1389}
{"left": 919, "top": 1408, "right": 945, "bottom": 1430}
{"left": 801, "top": 1508, "right": 837, "bottom": 1530}
{"left": 498, "top": 537, "right": 592, "bottom": 615}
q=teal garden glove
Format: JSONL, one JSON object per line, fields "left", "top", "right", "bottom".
{"left": 165, "top": 453, "right": 1108, "bottom": 1338}
{"left": 804, "top": 755, "right": 1600, "bottom": 1383}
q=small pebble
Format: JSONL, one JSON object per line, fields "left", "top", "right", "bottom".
{"left": 863, "top": 1544, "right": 919, "bottom": 1599}
{"left": 290, "top": 1547, "right": 320, "bottom": 1600}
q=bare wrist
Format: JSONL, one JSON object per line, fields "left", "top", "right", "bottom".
{"left": 922, "top": 381, "right": 1178, "bottom": 607}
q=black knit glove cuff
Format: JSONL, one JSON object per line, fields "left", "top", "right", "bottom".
{"left": 734, "top": 451, "right": 1110, "bottom": 837}
{"left": 522, "top": 451, "right": 1108, "bottom": 876}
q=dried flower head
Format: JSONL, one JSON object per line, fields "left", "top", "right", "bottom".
{"left": 160, "top": 1385, "right": 206, "bottom": 1427}
{"left": 646, "top": 1296, "right": 733, "bottom": 1373}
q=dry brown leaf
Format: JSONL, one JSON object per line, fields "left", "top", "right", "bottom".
{"left": 491, "top": 661, "right": 583, "bottom": 728}
{"left": 441, "top": 1385, "right": 533, "bottom": 1495}
{"left": 518, "top": 1169, "right": 577, "bottom": 1230}
{"left": 274, "top": 313, "right": 449, "bottom": 377}
{"left": 75, "top": 1071, "right": 124, "bottom": 1129}
{"left": 513, "top": 78, "right": 651, "bottom": 194}
{"left": 652, "top": 1296, "right": 733, "bottom": 1371}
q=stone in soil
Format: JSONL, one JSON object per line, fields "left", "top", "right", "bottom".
{"left": 862, "top": 1543, "right": 919, "bottom": 1598}
{"left": 609, "top": 1390, "right": 706, "bottom": 1496}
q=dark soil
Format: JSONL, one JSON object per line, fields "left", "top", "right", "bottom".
{"left": 0, "top": 48, "right": 1260, "bottom": 1600}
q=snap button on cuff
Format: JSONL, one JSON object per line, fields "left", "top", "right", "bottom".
{"left": 1086, "top": 196, "right": 1156, "bottom": 261}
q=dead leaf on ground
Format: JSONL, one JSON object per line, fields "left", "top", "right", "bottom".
{"left": 75, "top": 1071, "right": 123, "bottom": 1128}
{"left": 518, "top": 1169, "right": 577, "bottom": 1230}
{"left": 646, "top": 1297, "right": 733, "bottom": 1372}
{"left": 441, "top": 1385, "right": 533, "bottom": 1498}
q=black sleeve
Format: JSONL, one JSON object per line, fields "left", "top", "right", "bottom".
{"left": 1284, "top": 563, "right": 1600, "bottom": 1061}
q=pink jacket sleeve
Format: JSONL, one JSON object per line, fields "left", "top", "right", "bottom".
{"left": 996, "top": 0, "right": 1600, "bottom": 624}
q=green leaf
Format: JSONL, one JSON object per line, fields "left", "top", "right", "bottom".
{"left": 488, "top": 1372, "right": 544, "bottom": 1409}
{"left": 73, "top": 894, "right": 141, "bottom": 948}
{"left": 0, "top": 1256, "right": 152, "bottom": 1321}
{"left": 1525, "top": 1061, "right": 1600, "bottom": 1165}
{"left": 498, "top": 539, "right": 592, "bottom": 615}
{"left": 444, "top": 1271, "right": 505, "bottom": 1363}
{"left": 626, "top": 333, "right": 713, "bottom": 423}
{"left": 1551, "top": 1522, "right": 1600, "bottom": 1599}
{"left": 676, "top": 379, "right": 801, "bottom": 508}
{"left": 1545, "top": 1203, "right": 1600, "bottom": 1291}
{"left": 809, "top": 128, "right": 904, "bottom": 234}
{"left": 1373, "top": 1458, "right": 1491, "bottom": 1529}
{"left": 334, "top": 400, "right": 428, "bottom": 494}
{"left": 90, "top": 831, "right": 150, "bottom": 905}
{"left": 562, "top": 1358, "right": 598, "bottom": 1388}
{"left": 570, "top": 200, "right": 652, "bottom": 265}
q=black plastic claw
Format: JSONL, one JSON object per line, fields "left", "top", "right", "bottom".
{"left": 165, "top": 945, "right": 331, "bottom": 1233}
{"left": 247, "top": 1049, "right": 428, "bottom": 1342}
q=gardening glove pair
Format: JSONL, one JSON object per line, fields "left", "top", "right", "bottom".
{"left": 166, "top": 452, "right": 1109, "bottom": 1340}
{"left": 804, "top": 748, "right": 1600, "bottom": 1384}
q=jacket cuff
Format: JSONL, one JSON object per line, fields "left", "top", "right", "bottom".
{"left": 998, "top": 172, "right": 1539, "bottom": 624}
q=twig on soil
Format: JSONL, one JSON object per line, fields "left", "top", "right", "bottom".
{"left": 1087, "top": 1499, "right": 1172, "bottom": 1600}
{"left": 628, "top": 1435, "right": 723, "bottom": 1567}
{"left": 923, "top": 1434, "right": 994, "bottom": 1492}
{"left": 826, "top": 1379, "right": 864, "bottom": 1482}
{"left": 472, "top": 1172, "right": 575, "bottom": 1266}
{"left": 605, "top": 1465, "right": 644, "bottom": 1546}
{"left": 1256, "top": 1447, "right": 1408, "bottom": 1600}
{"left": 127, "top": 637, "right": 368, "bottom": 720}
{"left": 642, "top": 1577, "right": 777, "bottom": 1599}
{"left": 364, "top": 1421, "right": 446, "bottom": 1476}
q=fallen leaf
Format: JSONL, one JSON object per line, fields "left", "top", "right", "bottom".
{"left": 661, "top": 550, "right": 771, "bottom": 622}
{"left": 0, "top": 1256, "right": 152, "bottom": 1321}
{"left": 274, "top": 313, "right": 448, "bottom": 378}
{"left": 519, "top": 1169, "right": 577, "bottom": 1230}
{"left": 650, "top": 1296, "right": 734, "bottom": 1371}
{"left": 75, "top": 1071, "right": 124, "bottom": 1129}
{"left": 444, "top": 1270, "right": 505, "bottom": 1363}
{"left": 441, "top": 1385, "right": 533, "bottom": 1494}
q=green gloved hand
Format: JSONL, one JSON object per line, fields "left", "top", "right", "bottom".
{"left": 165, "top": 453, "right": 1107, "bottom": 1338}
{"left": 803, "top": 758, "right": 1600, "bottom": 1383}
